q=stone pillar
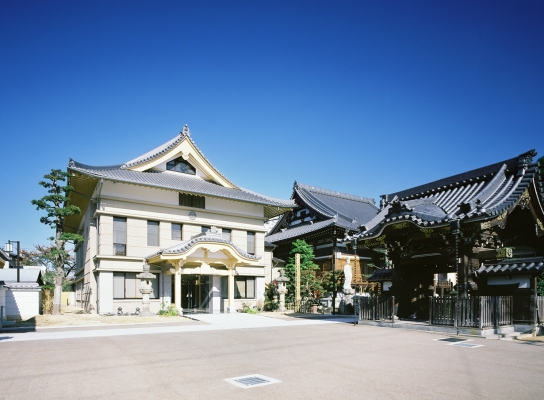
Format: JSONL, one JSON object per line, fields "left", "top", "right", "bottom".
{"left": 175, "top": 265, "right": 182, "bottom": 312}
{"left": 228, "top": 268, "right": 235, "bottom": 313}
{"left": 209, "top": 275, "right": 221, "bottom": 314}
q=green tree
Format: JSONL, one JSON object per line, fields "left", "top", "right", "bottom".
{"left": 284, "top": 239, "right": 322, "bottom": 301}
{"left": 31, "top": 169, "right": 84, "bottom": 315}
{"left": 21, "top": 244, "right": 77, "bottom": 291}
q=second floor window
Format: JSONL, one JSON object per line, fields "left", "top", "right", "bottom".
{"left": 247, "top": 231, "right": 255, "bottom": 255}
{"left": 147, "top": 221, "right": 159, "bottom": 246}
{"left": 113, "top": 217, "right": 127, "bottom": 256}
{"left": 171, "top": 223, "right": 182, "bottom": 241}
{"left": 222, "top": 228, "right": 231, "bottom": 242}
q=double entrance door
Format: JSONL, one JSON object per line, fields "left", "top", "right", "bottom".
{"left": 172, "top": 275, "right": 211, "bottom": 313}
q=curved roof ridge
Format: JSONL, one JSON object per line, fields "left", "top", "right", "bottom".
{"left": 386, "top": 150, "right": 535, "bottom": 200}
{"left": 295, "top": 185, "right": 341, "bottom": 219}
{"left": 152, "top": 232, "right": 261, "bottom": 260}
{"left": 238, "top": 186, "right": 296, "bottom": 206}
{"left": 120, "top": 125, "right": 239, "bottom": 189}
{"left": 295, "top": 181, "right": 375, "bottom": 205}
{"left": 122, "top": 127, "right": 190, "bottom": 169}
{"left": 68, "top": 159, "right": 124, "bottom": 170}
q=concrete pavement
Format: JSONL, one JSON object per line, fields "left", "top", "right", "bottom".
{"left": 0, "top": 313, "right": 543, "bottom": 399}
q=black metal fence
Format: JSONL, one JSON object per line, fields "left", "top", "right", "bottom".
{"left": 358, "top": 296, "right": 395, "bottom": 322}
{"left": 429, "top": 296, "right": 513, "bottom": 328}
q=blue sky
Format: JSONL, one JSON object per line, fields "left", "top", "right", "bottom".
{"left": 1, "top": 1, "right": 543, "bottom": 251}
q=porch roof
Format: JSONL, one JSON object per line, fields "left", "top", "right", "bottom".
{"left": 146, "top": 228, "right": 261, "bottom": 264}
{"left": 477, "top": 256, "right": 544, "bottom": 277}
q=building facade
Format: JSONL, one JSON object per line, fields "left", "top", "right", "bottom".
{"left": 266, "top": 182, "right": 379, "bottom": 293}
{"left": 355, "top": 150, "right": 544, "bottom": 320}
{"left": 67, "top": 126, "right": 293, "bottom": 314}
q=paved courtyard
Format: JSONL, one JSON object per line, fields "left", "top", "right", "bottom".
{"left": 1, "top": 313, "right": 543, "bottom": 399}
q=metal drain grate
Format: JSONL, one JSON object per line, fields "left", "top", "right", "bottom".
{"left": 225, "top": 374, "right": 281, "bottom": 389}
{"left": 437, "top": 337, "right": 467, "bottom": 343}
{"left": 449, "top": 342, "right": 484, "bottom": 348}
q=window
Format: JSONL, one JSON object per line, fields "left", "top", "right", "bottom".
{"left": 147, "top": 221, "right": 159, "bottom": 246}
{"left": 113, "top": 217, "right": 127, "bottom": 256}
{"left": 247, "top": 231, "right": 255, "bottom": 255}
{"left": 113, "top": 272, "right": 159, "bottom": 299}
{"left": 179, "top": 193, "right": 205, "bottom": 209}
{"left": 235, "top": 277, "right": 255, "bottom": 299}
{"left": 172, "top": 223, "right": 182, "bottom": 241}
{"left": 222, "top": 228, "right": 231, "bottom": 242}
{"left": 201, "top": 226, "right": 210, "bottom": 233}
{"left": 166, "top": 157, "right": 196, "bottom": 175}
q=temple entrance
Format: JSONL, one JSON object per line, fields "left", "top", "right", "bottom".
{"left": 171, "top": 275, "right": 211, "bottom": 313}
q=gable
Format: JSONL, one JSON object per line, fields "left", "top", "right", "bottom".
{"left": 124, "top": 125, "right": 236, "bottom": 189}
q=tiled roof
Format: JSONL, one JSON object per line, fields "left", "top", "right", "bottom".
{"left": 2, "top": 282, "right": 41, "bottom": 290}
{"left": 293, "top": 182, "right": 378, "bottom": 230}
{"left": 0, "top": 268, "right": 41, "bottom": 283}
{"left": 147, "top": 230, "right": 260, "bottom": 260}
{"left": 367, "top": 268, "right": 393, "bottom": 282}
{"left": 266, "top": 183, "right": 378, "bottom": 244}
{"left": 265, "top": 218, "right": 338, "bottom": 244}
{"left": 69, "top": 163, "right": 294, "bottom": 217}
{"left": 476, "top": 257, "right": 544, "bottom": 277}
{"left": 358, "top": 150, "right": 542, "bottom": 239}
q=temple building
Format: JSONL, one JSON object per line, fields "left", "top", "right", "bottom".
{"left": 66, "top": 126, "right": 294, "bottom": 314}
{"left": 355, "top": 150, "right": 544, "bottom": 321}
{"left": 266, "top": 182, "right": 379, "bottom": 293}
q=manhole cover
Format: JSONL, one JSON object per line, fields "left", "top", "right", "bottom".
{"left": 437, "top": 337, "right": 467, "bottom": 343}
{"left": 225, "top": 374, "right": 281, "bottom": 389}
{"left": 449, "top": 342, "right": 484, "bottom": 348}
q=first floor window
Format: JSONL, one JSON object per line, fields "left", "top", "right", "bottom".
{"left": 235, "top": 276, "right": 255, "bottom": 299}
{"left": 220, "top": 276, "right": 256, "bottom": 299}
{"left": 113, "top": 272, "right": 159, "bottom": 299}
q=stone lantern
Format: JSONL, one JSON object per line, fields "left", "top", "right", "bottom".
{"left": 275, "top": 269, "right": 290, "bottom": 312}
{"left": 136, "top": 264, "right": 156, "bottom": 316}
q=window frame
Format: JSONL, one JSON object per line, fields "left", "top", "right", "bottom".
{"left": 147, "top": 220, "right": 160, "bottom": 246}
{"left": 171, "top": 223, "right": 182, "bottom": 241}
{"left": 179, "top": 193, "right": 205, "bottom": 209}
{"left": 113, "top": 217, "right": 127, "bottom": 256}
{"left": 234, "top": 276, "right": 256, "bottom": 299}
{"left": 247, "top": 231, "right": 255, "bottom": 255}
{"left": 113, "top": 272, "right": 160, "bottom": 299}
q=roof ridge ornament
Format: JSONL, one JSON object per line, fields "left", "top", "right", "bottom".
{"left": 181, "top": 124, "right": 190, "bottom": 137}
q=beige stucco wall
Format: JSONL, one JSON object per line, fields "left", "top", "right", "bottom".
{"left": 75, "top": 177, "right": 278, "bottom": 314}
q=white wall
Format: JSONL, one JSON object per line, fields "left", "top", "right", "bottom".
{"left": 2, "top": 289, "right": 41, "bottom": 319}
{"left": 99, "top": 271, "right": 113, "bottom": 314}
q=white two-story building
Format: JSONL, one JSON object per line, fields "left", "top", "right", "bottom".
{"left": 67, "top": 125, "right": 293, "bottom": 314}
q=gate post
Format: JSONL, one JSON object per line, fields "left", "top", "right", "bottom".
{"left": 391, "top": 296, "right": 395, "bottom": 324}
{"left": 429, "top": 297, "right": 433, "bottom": 326}
{"left": 478, "top": 297, "right": 483, "bottom": 330}
{"left": 494, "top": 296, "right": 498, "bottom": 329}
